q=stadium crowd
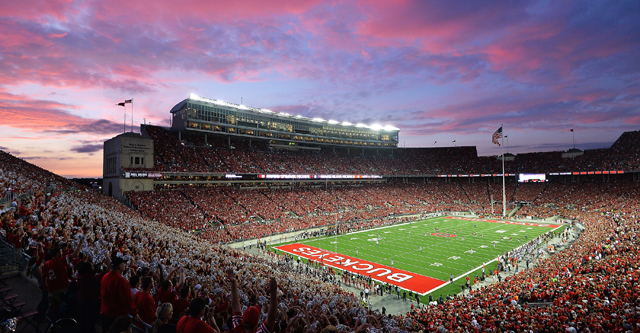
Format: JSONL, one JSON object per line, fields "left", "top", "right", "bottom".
{"left": 128, "top": 179, "right": 560, "bottom": 243}
{"left": 0, "top": 151, "right": 76, "bottom": 203}
{"left": 142, "top": 125, "right": 640, "bottom": 175}
{"left": 3, "top": 156, "right": 427, "bottom": 332}
{"left": 2, "top": 127, "right": 640, "bottom": 333}
{"left": 128, "top": 182, "right": 484, "bottom": 242}
{"left": 4, "top": 187, "right": 390, "bottom": 332}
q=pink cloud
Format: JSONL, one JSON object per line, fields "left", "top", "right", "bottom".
{"left": 624, "top": 115, "right": 640, "bottom": 125}
{"left": 0, "top": 89, "right": 122, "bottom": 135}
{"left": 48, "top": 32, "right": 67, "bottom": 38}
{"left": 353, "top": 1, "right": 639, "bottom": 84}
{"left": 91, "top": 0, "right": 327, "bottom": 24}
{"left": 0, "top": 0, "right": 78, "bottom": 22}
{"left": 0, "top": 0, "right": 637, "bottom": 142}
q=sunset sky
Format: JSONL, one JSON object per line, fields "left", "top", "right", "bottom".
{"left": 1, "top": 0, "right": 639, "bottom": 178}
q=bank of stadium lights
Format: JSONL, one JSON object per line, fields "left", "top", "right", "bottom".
{"left": 188, "top": 94, "right": 398, "bottom": 131}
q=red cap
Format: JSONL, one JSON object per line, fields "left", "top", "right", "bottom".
{"left": 242, "top": 305, "right": 261, "bottom": 326}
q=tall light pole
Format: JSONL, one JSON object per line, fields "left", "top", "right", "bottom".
{"left": 505, "top": 135, "right": 509, "bottom": 153}
{"left": 570, "top": 129, "right": 575, "bottom": 149}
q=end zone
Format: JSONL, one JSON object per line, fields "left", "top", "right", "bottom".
{"left": 275, "top": 243, "right": 447, "bottom": 295}
{"left": 445, "top": 216, "right": 561, "bottom": 228}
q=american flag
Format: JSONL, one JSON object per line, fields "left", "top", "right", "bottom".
{"left": 492, "top": 126, "right": 503, "bottom": 146}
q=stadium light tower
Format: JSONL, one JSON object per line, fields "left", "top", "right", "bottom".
{"left": 505, "top": 135, "right": 508, "bottom": 153}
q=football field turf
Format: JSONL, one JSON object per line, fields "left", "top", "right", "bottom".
{"left": 273, "top": 216, "right": 562, "bottom": 299}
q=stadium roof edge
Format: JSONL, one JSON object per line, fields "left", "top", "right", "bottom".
{"left": 170, "top": 99, "right": 188, "bottom": 113}
{"left": 181, "top": 94, "right": 400, "bottom": 132}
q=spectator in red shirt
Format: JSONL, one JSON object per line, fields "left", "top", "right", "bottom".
{"left": 17, "top": 201, "right": 29, "bottom": 219}
{"left": 154, "top": 266, "right": 183, "bottom": 306}
{"left": 170, "top": 285, "right": 191, "bottom": 325}
{"left": 134, "top": 276, "right": 157, "bottom": 325}
{"left": 176, "top": 297, "right": 218, "bottom": 333}
{"left": 101, "top": 257, "right": 139, "bottom": 331}
{"left": 41, "top": 245, "right": 79, "bottom": 316}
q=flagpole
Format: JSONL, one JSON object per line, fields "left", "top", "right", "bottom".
{"left": 501, "top": 124, "right": 506, "bottom": 218}
{"left": 131, "top": 98, "right": 134, "bottom": 133}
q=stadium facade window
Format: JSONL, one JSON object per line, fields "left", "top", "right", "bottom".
{"left": 176, "top": 96, "right": 400, "bottom": 148}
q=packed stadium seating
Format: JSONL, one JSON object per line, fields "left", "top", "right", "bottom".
{"left": 128, "top": 181, "right": 500, "bottom": 242}
{"left": 2, "top": 127, "right": 640, "bottom": 332}
{"left": 141, "top": 125, "right": 640, "bottom": 175}
{"left": 0, "top": 150, "right": 77, "bottom": 199}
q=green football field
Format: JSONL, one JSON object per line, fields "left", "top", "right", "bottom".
{"left": 272, "top": 216, "right": 563, "bottom": 300}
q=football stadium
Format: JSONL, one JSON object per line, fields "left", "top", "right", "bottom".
{"left": 1, "top": 95, "right": 640, "bottom": 332}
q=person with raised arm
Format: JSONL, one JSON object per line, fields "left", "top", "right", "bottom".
{"left": 227, "top": 268, "right": 278, "bottom": 333}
